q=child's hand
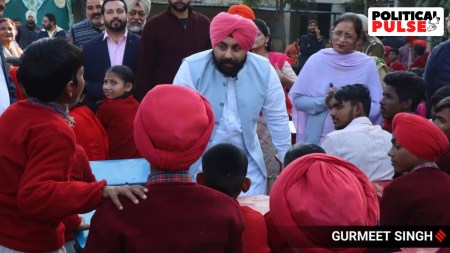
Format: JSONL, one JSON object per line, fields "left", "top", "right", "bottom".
{"left": 102, "top": 185, "right": 148, "bottom": 210}
{"left": 77, "top": 217, "right": 90, "bottom": 231}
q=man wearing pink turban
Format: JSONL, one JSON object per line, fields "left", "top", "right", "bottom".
{"left": 381, "top": 113, "right": 450, "bottom": 226}
{"left": 174, "top": 12, "right": 291, "bottom": 196}
{"left": 85, "top": 85, "right": 245, "bottom": 253}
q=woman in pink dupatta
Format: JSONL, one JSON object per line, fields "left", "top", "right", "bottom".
{"left": 289, "top": 13, "right": 383, "bottom": 145}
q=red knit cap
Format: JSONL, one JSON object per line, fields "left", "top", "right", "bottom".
{"left": 210, "top": 12, "right": 257, "bottom": 52}
{"left": 393, "top": 113, "right": 449, "bottom": 160}
{"left": 134, "top": 85, "right": 215, "bottom": 171}
{"left": 413, "top": 39, "right": 427, "bottom": 48}
{"left": 270, "top": 153, "right": 379, "bottom": 251}
{"left": 227, "top": 4, "right": 255, "bottom": 20}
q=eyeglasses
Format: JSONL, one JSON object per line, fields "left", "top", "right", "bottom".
{"left": 332, "top": 30, "right": 355, "bottom": 42}
{"left": 129, "top": 10, "right": 145, "bottom": 17}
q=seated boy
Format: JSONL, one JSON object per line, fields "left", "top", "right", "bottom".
{"left": 0, "top": 38, "right": 146, "bottom": 252}
{"left": 85, "top": 85, "right": 244, "bottom": 253}
{"left": 380, "top": 113, "right": 450, "bottom": 226}
{"left": 198, "top": 143, "right": 271, "bottom": 253}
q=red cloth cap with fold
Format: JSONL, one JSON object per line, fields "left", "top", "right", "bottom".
{"left": 270, "top": 153, "right": 379, "bottom": 252}
{"left": 393, "top": 113, "right": 449, "bottom": 160}
{"left": 210, "top": 12, "right": 258, "bottom": 52}
{"left": 413, "top": 39, "right": 427, "bottom": 48}
{"left": 227, "top": 4, "right": 255, "bottom": 20}
{"left": 134, "top": 85, "right": 215, "bottom": 171}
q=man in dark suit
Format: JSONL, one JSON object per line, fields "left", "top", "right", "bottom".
{"left": 83, "top": 0, "right": 140, "bottom": 112}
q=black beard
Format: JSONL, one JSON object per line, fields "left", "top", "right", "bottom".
{"left": 213, "top": 52, "right": 246, "bottom": 78}
{"left": 105, "top": 18, "right": 126, "bottom": 32}
{"left": 169, "top": 1, "right": 189, "bottom": 12}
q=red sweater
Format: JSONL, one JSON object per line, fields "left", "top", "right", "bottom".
{"left": 64, "top": 145, "right": 98, "bottom": 242}
{"left": 96, "top": 96, "right": 141, "bottom": 159}
{"left": 84, "top": 182, "right": 244, "bottom": 253}
{"left": 0, "top": 101, "right": 106, "bottom": 252}
{"left": 240, "top": 205, "right": 271, "bottom": 253}
{"left": 380, "top": 168, "right": 450, "bottom": 226}
{"left": 70, "top": 105, "right": 109, "bottom": 160}
{"left": 389, "top": 60, "right": 405, "bottom": 72}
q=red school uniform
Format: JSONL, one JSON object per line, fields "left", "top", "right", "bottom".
{"left": 0, "top": 100, "right": 106, "bottom": 252}
{"left": 70, "top": 105, "right": 109, "bottom": 161}
{"left": 240, "top": 205, "right": 271, "bottom": 253}
{"left": 96, "top": 95, "right": 141, "bottom": 159}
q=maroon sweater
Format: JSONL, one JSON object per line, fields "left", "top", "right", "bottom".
{"left": 96, "top": 96, "right": 141, "bottom": 159}
{"left": 85, "top": 182, "right": 244, "bottom": 253}
{"left": 135, "top": 6, "right": 211, "bottom": 101}
{"left": 436, "top": 148, "right": 450, "bottom": 175}
{"left": 0, "top": 101, "right": 106, "bottom": 252}
{"left": 380, "top": 168, "right": 450, "bottom": 226}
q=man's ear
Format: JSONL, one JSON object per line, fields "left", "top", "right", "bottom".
{"left": 241, "top": 178, "right": 251, "bottom": 193}
{"left": 354, "top": 102, "right": 365, "bottom": 117}
{"left": 401, "top": 98, "right": 413, "bottom": 112}
{"left": 196, "top": 172, "right": 204, "bottom": 185}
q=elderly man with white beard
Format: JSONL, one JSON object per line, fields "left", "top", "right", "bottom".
{"left": 125, "top": 0, "right": 151, "bottom": 35}
{"left": 68, "top": 0, "right": 105, "bottom": 48}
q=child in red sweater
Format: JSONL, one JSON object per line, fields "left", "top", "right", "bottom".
{"left": 198, "top": 143, "right": 271, "bottom": 253}
{"left": 0, "top": 38, "right": 147, "bottom": 252}
{"left": 69, "top": 88, "right": 109, "bottom": 161}
{"left": 96, "top": 65, "right": 141, "bottom": 159}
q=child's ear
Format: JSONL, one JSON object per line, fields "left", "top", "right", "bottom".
{"left": 241, "top": 178, "right": 251, "bottom": 193}
{"left": 124, "top": 82, "right": 133, "bottom": 92}
{"left": 196, "top": 172, "right": 204, "bottom": 185}
{"left": 401, "top": 98, "right": 413, "bottom": 111}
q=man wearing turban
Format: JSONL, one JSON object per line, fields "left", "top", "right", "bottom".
{"left": 16, "top": 10, "right": 41, "bottom": 50}
{"left": 125, "top": 0, "right": 151, "bottom": 35}
{"left": 381, "top": 113, "right": 450, "bottom": 226}
{"left": 85, "top": 85, "right": 245, "bottom": 252}
{"left": 174, "top": 12, "right": 291, "bottom": 196}
{"left": 228, "top": 4, "right": 255, "bottom": 20}
{"left": 67, "top": 0, "right": 104, "bottom": 48}
{"left": 135, "top": 0, "right": 211, "bottom": 100}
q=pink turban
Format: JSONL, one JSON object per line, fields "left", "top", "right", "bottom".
{"left": 210, "top": 12, "right": 257, "bottom": 52}
{"left": 227, "top": 5, "right": 255, "bottom": 20}
{"left": 270, "top": 153, "right": 379, "bottom": 251}
{"left": 393, "top": 113, "right": 449, "bottom": 161}
{"left": 134, "top": 85, "right": 215, "bottom": 171}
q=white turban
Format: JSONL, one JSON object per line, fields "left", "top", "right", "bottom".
{"left": 25, "top": 10, "right": 37, "bottom": 21}
{"left": 124, "top": 0, "right": 151, "bottom": 18}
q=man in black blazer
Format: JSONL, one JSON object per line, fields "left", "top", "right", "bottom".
{"left": 83, "top": 0, "right": 140, "bottom": 112}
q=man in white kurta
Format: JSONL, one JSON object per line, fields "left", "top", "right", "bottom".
{"left": 173, "top": 12, "right": 291, "bottom": 196}
{"left": 321, "top": 84, "right": 394, "bottom": 181}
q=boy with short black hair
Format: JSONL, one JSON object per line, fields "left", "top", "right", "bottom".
{"left": 387, "top": 48, "right": 405, "bottom": 72}
{"left": 0, "top": 38, "right": 146, "bottom": 252}
{"left": 198, "top": 143, "right": 271, "bottom": 253}
{"left": 433, "top": 97, "right": 450, "bottom": 174}
{"left": 380, "top": 71, "right": 425, "bottom": 132}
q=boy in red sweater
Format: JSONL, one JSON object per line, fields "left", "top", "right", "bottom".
{"left": 198, "top": 143, "right": 271, "bottom": 253}
{"left": 85, "top": 85, "right": 244, "bottom": 253}
{"left": 0, "top": 38, "right": 147, "bottom": 252}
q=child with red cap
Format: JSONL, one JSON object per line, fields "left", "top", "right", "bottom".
{"left": 85, "top": 85, "right": 245, "bottom": 253}
{"left": 380, "top": 113, "right": 450, "bottom": 226}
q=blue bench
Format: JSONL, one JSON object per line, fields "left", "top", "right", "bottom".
{"left": 75, "top": 158, "right": 150, "bottom": 250}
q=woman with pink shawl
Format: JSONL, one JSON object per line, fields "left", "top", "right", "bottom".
{"left": 289, "top": 13, "right": 383, "bottom": 144}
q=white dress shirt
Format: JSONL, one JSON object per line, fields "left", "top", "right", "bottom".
{"left": 320, "top": 117, "right": 394, "bottom": 181}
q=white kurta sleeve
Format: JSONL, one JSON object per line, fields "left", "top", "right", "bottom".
{"left": 173, "top": 60, "right": 195, "bottom": 90}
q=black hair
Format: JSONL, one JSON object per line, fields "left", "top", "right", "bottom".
{"left": 388, "top": 47, "right": 400, "bottom": 55}
{"left": 106, "top": 65, "right": 135, "bottom": 85}
{"left": 431, "top": 85, "right": 450, "bottom": 108}
{"left": 331, "top": 84, "right": 372, "bottom": 116}
{"left": 383, "top": 71, "right": 425, "bottom": 112}
{"left": 332, "top": 13, "right": 364, "bottom": 41}
{"left": 284, "top": 143, "right": 325, "bottom": 167}
{"left": 44, "top": 13, "right": 56, "bottom": 24}
{"left": 18, "top": 38, "right": 83, "bottom": 102}
{"left": 101, "top": 0, "right": 127, "bottom": 15}
{"left": 201, "top": 143, "right": 248, "bottom": 198}
{"left": 434, "top": 97, "right": 450, "bottom": 114}
{"left": 414, "top": 44, "right": 425, "bottom": 56}
{"left": 253, "top": 19, "right": 273, "bottom": 52}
